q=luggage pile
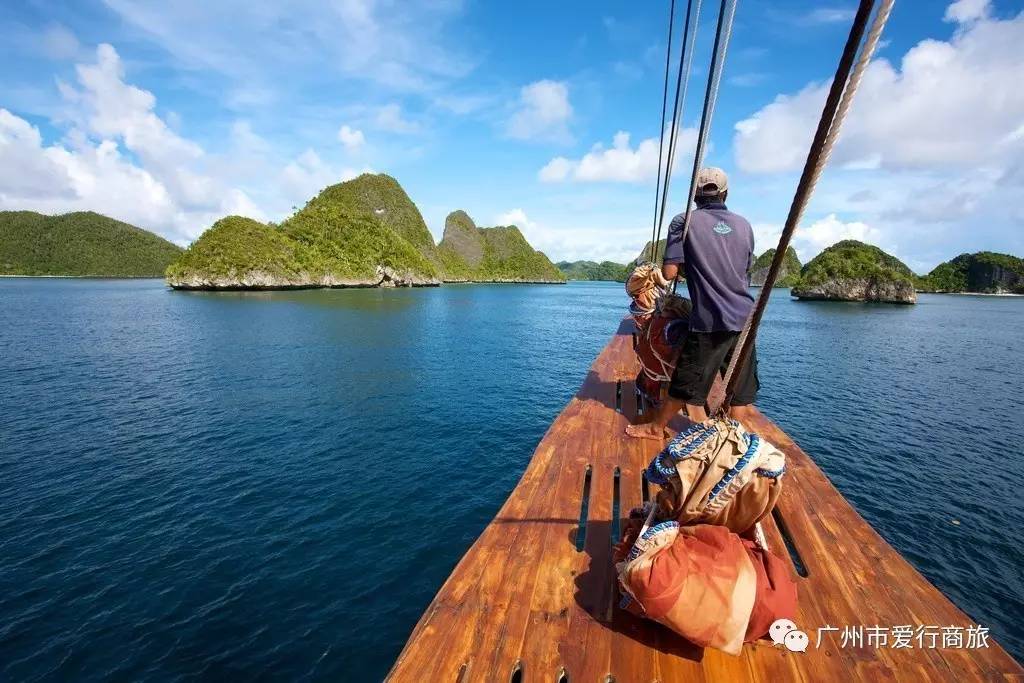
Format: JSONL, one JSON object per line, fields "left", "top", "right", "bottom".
{"left": 614, "top": 418, "right": 797, "bottom": 654}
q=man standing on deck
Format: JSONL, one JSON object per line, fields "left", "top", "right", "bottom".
{"left": 626, "top": 167, "right": 759, "bottom": 438}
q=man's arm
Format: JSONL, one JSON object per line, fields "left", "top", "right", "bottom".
{"left": 661, "top": 214, "right": 686, "bottom": 281}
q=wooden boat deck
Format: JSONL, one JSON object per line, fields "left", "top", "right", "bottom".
{"left": 388, "top": 319, "right": 1023, "bottom": 682}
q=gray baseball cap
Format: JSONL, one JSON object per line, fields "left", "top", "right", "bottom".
{"left": 695, "top": 167, "right": 728, "bottom": 197}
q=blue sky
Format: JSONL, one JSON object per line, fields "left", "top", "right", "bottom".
{"left": 1, "top": 0, "right": 1022, "bottom": 272}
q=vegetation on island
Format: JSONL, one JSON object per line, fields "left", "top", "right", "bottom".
{"left": 792, "top": 240, "right": 916, "bottom": 303}
{"left": 795, "top": 240, "right": 914, "bottom": 286}
{"left": 166, "top": 174, "right": 562, "bottom": 289}
{"left": 0, "top": 210, "right": 182, "bottom": 277}
{"left": 749, "top": 247, "right": 802, "bottom": 287}
{"left": 916, "top": 252, "right": 1024, "bottom": 294}
{"left": 634, "top": 239, "right": 667, "bottom": 265}
{"left": 556, "top": 260, "right": 632, "bottom": 282}
{"left": 438, "top": 210, "right": 565, "bottom": 282}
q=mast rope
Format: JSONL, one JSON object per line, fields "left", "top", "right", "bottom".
{"left": 718, "top": 0, "right": 895, "bottom": 411}
{"left": 666, "top": 0, "right": 738, "bottom": 281}
{"left": 651, "top": 0, "right": 703, "bottom": 263}
{"left": 648, "top": 0, "right": 677, "bottom": 263}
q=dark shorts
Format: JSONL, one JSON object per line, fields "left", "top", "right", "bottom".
{"left": 668, "top": 331, "right": 759, "bottom": 406}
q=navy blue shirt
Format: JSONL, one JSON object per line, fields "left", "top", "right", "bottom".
{"left": 662, "top": 203, "right": 754, "bottom": 332}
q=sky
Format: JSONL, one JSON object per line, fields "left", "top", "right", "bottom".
{"left": 1, "top": 0, "right": 1022, "bottom": 273}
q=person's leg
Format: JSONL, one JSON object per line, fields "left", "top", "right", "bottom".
{"left": 725, "top": 342, "right": 760, "bottom": 425}
{"left": 626, "top": 333, "right": 717, "bottom": 439}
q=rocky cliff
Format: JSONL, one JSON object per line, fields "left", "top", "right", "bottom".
{"left": 792, "top": 240, "right": 917, "bottom": 304}
{"left": 437, "top": 210, "right": 565, "bottom": 283}
{"left": 917, "top": 252, "right": 1024, "bottom": 294}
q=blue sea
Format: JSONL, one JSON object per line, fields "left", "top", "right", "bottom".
{"left": 1, "top": 279, "right": 1022, "bottom": 681}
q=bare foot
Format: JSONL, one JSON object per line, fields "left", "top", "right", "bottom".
{"left": 625, "top": 423, "right": 672, "bottom": 440}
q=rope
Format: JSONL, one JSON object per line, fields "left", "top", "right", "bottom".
{"left": 651, "top": 0, "right": 702, "bottom": 263}
{"left": 665, "top": 0, "right": 739, "bottom": 286}
{"left": 648, "top": 0, "right": 677, "bottom": 263}
{"left": 718, "top": 0, "right": 895, "bottom": 411}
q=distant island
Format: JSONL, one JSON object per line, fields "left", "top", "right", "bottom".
{"left": 4, "top": 193, "right": 1021, "bottom": 300}
{"left": 791, "top": 240, "right": 917, "bottom": 304}
{"left": 438, "top": 210, "right": 564, "bottom": 283}
{"left": 750, "top": 247, "right": 802, "bottom": 287}
{"left": 917, "top": 252, "right": 1024, "bottom": 294}
{"left": 166, "top": 174, "right": 564, "bottom": 290}
{"left": 557, "top": 260, "right": 631, "bottom": 282}
{"left": 0, "top": 211, "right": 182, "bottom": 277}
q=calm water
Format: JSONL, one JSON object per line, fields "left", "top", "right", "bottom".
{"left": 1, "top": 279, "right": 1022, "bottom": 681}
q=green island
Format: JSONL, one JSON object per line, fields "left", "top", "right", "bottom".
{"left": 0, "top": 211, "right": 182, "bottom": 277}
{"left": 557, "top": 260, "right": 632, "bottom": 282}
{"left": 167, "top": 174, "right": 564, "bottom": 289}
{"left": 4, "top": 192, "right": 1021, "bottom": 300}
{"left": 916, "top": 252, "right": 1024, "bottom": 294}
{"left": 438, "top": 210, "right": 564, "bottom": 283}
{"left": 634, "top": 239, "right": 667, "bottom": 265}
{"left": 791, "top": 240, "right": 917, "bottom": 304}
{"left": 749, "top": 247, "right": 801, "bottom": 287}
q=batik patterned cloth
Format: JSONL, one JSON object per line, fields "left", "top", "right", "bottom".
{"left": 614, "top": 518, "right": 798, "bottom": 655}
{"left": 646, "top": 419, "right": 786, "bottom": 535}
{"left": 634, "top": 294, "right": 692, "bottom": 382}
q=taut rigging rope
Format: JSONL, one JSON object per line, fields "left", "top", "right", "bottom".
{"left": 651, "top": 0, "right": 702, "bottom": 263}
{"left": 648, "top": 0, "right": 677, "bottom": 263}
{"left": 718, "top": 0, "right": 895, "bottom": 411}
{"left": 667, "top": 0, "right": 739, "bottom": 286}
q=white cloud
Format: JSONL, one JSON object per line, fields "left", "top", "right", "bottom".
{"left": 945, "top": 0, "right": 990, "bottom": 23}
{"left": 753, "top": 214, "right": 882, "bottom": 263}
{"left": 735, "top": 6, "right": 1024, "bottom": 173}
{"left": 496, "top": 208, "right": 537, "bottom": 230}
{"left": 100, "top": 0, "right": 474, "bottom": 94}
{"left": 493, "top": 207, "right": 643, "bottom": 263}
{"left": 802, "top": 7, "right": 857, "bottom": 24}
{"left": 506, "top": 80, "right": 573, "bottom": 143}
{"left": 732, "top": 2, "right": 1024, "bottom": 269}
{"left": 374, "top": 104, "right": 419, "bottom": 134}
{"left": 538, "top": 128, "right": 697, "bottom": 183}
{"left": 0, "top": 44, "right": 269, "bottom": 242}
{"left": 337, "top": 124, "right": 365, "bottom": 150}
{"left": 539, "top": 157, "right": 574, "bottom": 182}
{"left": 280, "top": 149, "right": 362, "bottom": 206}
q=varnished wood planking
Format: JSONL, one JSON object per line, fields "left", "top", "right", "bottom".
{"left": 388, "top": 319, "right": 1023, "bottom": 682}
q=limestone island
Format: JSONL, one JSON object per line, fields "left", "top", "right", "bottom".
{"left": 437, "top": 210, "right": 565, "bottom": 284}
{"left": 916, "top": 252, "right": 1024, "bottom": 294}
{"left": 556, "top": 260, "right": 632, "bottom": 282}
{"left": 791, "top": 240, "right": 917, "bottom": 304}
{"left": 750, "top": 246, "right": 801, "bottom": 287}
{"left": 0, "top": 210, "right": 182, "bottom": 277}
{"left": 166, "top": 174, "right": 565, "bottom": 290}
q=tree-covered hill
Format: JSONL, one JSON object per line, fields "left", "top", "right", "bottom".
{"left": 300, "top": 173, "right": 442, "bottom": 270}
{"left": 792, "top": 240, "right": 916, "bottom": 303}
{"left": 916, "top": 252, "right": 1024, "bottom": 293}
{"left": 634, "top": 239, "right": 667, "bottom": 265}
{"left": 749, "top": 247, "right": 802, "bottom": 287}
{"left": 437, "top": 210, "right": 565, "bottom": 283}
{"left": 0, "top": 211, "right": 182, "bottom": 277}
{"left": 166, "top": 175, "right": 563, "bottom": 289}
{"left": 557, "top": 260, "right": 631, "bottom": 282}
{"left": 167, "top": 175, "right": 440, "bottom": 289}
